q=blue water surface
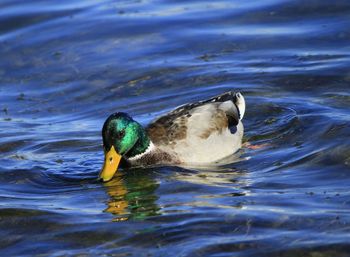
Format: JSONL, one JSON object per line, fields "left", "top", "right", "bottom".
{"left": 0, "top": 0, "right": 350, "bottom": 256}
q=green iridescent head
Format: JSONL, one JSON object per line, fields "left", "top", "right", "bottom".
{"left": 99, "top": 112, "right": 150, "bottom": 182}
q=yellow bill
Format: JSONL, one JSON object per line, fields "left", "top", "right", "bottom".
{"left": 99, "top": 145, "right": 122, "bottom": 182}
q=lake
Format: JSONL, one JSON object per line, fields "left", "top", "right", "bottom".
{"left": 1, "top": 0, "right": 350, "bottom": 256}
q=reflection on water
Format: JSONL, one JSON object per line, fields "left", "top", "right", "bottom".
{"left": 103, "top": 171, "right": 160, "bottom": 222}
{"left": 103, "top": 167, "right": 251, "bottom": 222}
{"left": 1, "top": 0, "right": 350, "bottom": 255}
{"left": 104, "top": 177, "right": 130, "bottom": 221}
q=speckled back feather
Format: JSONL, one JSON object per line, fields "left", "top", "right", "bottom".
{"left": 145, "top": 91, "right": 245, "bottom": 163}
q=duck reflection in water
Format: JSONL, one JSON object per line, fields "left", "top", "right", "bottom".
{"left": 102, "top": 169, "right": 160, "bottom": 222}
{"left": 102, "top": 165, "right": 250, "bottom": 222}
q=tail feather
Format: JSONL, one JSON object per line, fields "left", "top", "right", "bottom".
{"left": 216, "top": 92, "right": 245, "bottom": 127}
{"left": 235, "top": 92, "right": 245, "bottom": 120}
{"left": 203, "top": 91, "right": 245, "bottom": 119}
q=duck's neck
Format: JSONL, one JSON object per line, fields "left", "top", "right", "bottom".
{"left": 125, "top": 129, "right": 153, "bottom": 160}
{"left": 127, "top": 141, "right": 155, "bottom": 162}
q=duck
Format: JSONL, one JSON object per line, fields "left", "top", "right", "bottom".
{"left": 99, "top": 91, "right": 246, "bottom": 182}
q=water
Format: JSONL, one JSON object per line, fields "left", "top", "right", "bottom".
{"left": 1, "top": 0, "right": 350, "bottom": 255}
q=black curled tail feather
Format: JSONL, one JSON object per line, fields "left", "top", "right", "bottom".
{"left": 202, "top": 91, "right": 237, "bottom": 104}
{"left": 211, "top": 91, "right": 241, "bottom": 127}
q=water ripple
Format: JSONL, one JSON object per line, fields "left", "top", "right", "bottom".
{"left": 1, "top": 0, "right": 350, "bottom": 256}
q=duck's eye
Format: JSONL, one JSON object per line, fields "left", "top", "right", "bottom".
{"left": 109, "top": 157, "right": 113, "bottom": 163}
{"left": 116, "top": 130, "right": 125, "bottom": 139}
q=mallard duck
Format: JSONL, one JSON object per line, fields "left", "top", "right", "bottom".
{"left": 99, "top": 91, "right": 246, "bottom": 182}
